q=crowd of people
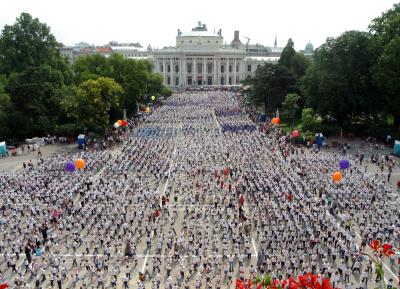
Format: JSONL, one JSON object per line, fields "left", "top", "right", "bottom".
{"left": 0, "top": 91, "right": 398, "bottom": 289}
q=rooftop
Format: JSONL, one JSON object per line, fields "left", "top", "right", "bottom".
{"left": 96, "top": 47, "right": 112, "bottom": 53}
{"left": 246, "top": 56, "right": 280, "bottom": 62}
{"left": 180, "top": 21, "right": 220, "bottom": 37}
{"left": 180, "top": 30, "right": 218, "bottom": 37}
{"left": 111, "top": 46, "right": 148, "bottom": 52}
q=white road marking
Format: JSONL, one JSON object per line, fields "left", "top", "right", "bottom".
{"left": 141, "top": 126, "right": 179, "bottom": 274}
{"left": 251, "top": 238, "right": 258, "bottom": 257}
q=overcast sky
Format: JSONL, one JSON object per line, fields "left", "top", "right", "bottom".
{"left": 1, "top": 0, "right": 396, "bottom": 50}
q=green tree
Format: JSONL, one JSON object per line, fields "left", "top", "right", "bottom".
{"left": 147, "top": 73, "right": 164, "bottom": 97}
{"left": 369, "top": 3, "right": 400, "bottom": 134}
{"left": 278, "top": 39, "right": 296, "bottom": 70}
{"left": 161, "top": 86, "right": 173, "bottom": 98}
{"left": 61, "top": 77, "right": 122, "bottom": 132}
{"left": 279, "top": 38, "right": 310, "bottom": 78}
{"left": 282, "top": 93, "right": 301, "bottom": 126}
{"left": 6, "top": 65, "right": 66, "bottom": 138}
{"left": 73, "top": 54, "right": 112, "bottom": 84}
{"left": 373, "top": 36, "right": 400, "bottom": 129}
{"left": 71, "top": 54, "right": 167, "bottom": 117}
{"left": 292, "top": 53, "right": 311, "bottom": 78}
{"left": 0, "top": 13, "right": 69, "bottom": 75}
{"left": 301, "top": 107, "right": 320, "bottom": 132}
{"left": 252, "top": 63, "right": 294, "bottom": 114}
{"left": 120, "top": 59, "right": 150, "bottom": 116}
{"left": 369, "top": 3, "right": 400, "bottom": 46}
{"left": 0, "top": 13, "right": 72, "bottom": 138}
{"left": 0, "top": 75, "right": 11, "bottom": 139}
{"left": 304, "top": 31, "right": 380, "bottom": 127}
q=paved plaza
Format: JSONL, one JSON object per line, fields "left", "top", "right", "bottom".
{"left": 0, "top": 91, "right": 399, "bottom": 289}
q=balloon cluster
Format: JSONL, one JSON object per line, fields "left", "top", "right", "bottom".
{"left": 114, "top": 119, "right": 128, "bottom": 128}
{"left": 331, "top": 159, "right": 350, "bottom": 182}
{"left": 65, "top": 159, "right": 85, "bottom": 172}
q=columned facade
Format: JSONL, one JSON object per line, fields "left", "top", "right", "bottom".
{"left": 151, "top": 22, "right": 281, "bottom": 89}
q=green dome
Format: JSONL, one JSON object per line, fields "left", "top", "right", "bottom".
{"left": 305, "top": 41, "right": 314, "bottom": 52}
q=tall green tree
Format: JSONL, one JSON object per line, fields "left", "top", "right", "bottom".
{"left": 279, "top": 38, "right": 310, "bottom": 78}
{"left": 282, "top": 93, "right": 301, "bottom": 125}
{"left": 6, "top": 65, "right": 67, "bottom": 138}
{"left": 278, "top": 39, "right": 296, "bottom": 70}
{"left": 73, "top": 54, "right": 112, "bottom": 84}
{"left": 304, "top": 31, "right": 380, "bottom": 127}
{"left": 252, "top": 63, "right": 294, "bottom": 114}
{"left": 0, "top": 13, "right": 69, "bottom": 75}
{"left": 369, "top": 3, "right": 400, "bottom": 46}
{"left": 373, "top": 36, "right": 400, "bottom": 129}
{"left": 370, "top": 3, "right": 400, "bottom": 133}
{"left": 0, "top": 75, "right": 11, "bottom": 139}
{"left": 71, "top": 53, "right": 166, "bottom": 117}
{"left": 0, "top": 13, "right": 72, "bottom": 138}
{"left": 61, "top": 77, "right": 122, "bottom": 132}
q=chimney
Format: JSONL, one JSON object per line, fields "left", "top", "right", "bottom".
{"left": 234, "top": 30, "right": 240, "bottom": 41}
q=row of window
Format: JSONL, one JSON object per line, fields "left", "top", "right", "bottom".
{"left": 181, "top": 40, "right": 218, "bottom": 44}
{"left": 124, "top": 54, "right": 143, "bottom": 57}
{"left": 166, "top": 76, "right": 240, "bottom": 86}
{"left": 161, "top": 64, "right": 259, "bottom": 73}
{"left": 157, "top": 57, "right": 242, "bottom": 61}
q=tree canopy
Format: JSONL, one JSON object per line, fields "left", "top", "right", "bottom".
{"left": 304, "top": 31, "right": 380, "bottom": 127}
{"left": 61, "top": 77, "right": 122, "bottom": 132}
{"left": 251, "top": 63, "right": 294, "bottom": 114}
{"left": 279, "top": 38, "right": 310, "bottom": 78}
{"left": 0, "top": 13, "right": 170, "bottom": 139}
{"left": 0, "top": 13, "right": 69, "bottom": 76}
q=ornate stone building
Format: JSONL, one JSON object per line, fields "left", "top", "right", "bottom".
{"left": 152, "top": 22, "right": 282, "bottom": 88}
{"left": 60, "top": 22, "right": 285, "bottom": 88}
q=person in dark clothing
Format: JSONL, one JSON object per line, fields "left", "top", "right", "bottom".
{"left": 57, "top": 275, "right": 62, "bottom": 289}
{"left": 25, "top": 244, "right": 32, "bottom": 263}
{"left": 40, "top": 223, "right": 48, "bottom": 242}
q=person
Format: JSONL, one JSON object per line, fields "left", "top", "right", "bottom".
{"left": 0, "top": 91, "right": 399, "bottom": 289}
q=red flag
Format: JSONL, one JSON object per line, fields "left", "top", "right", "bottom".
{"left": 0, "top": 283, "right": 9, "bottom": 289}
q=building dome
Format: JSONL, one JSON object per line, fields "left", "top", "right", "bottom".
{"left": 305, "top": 41, "right": 314, "bottom": 52}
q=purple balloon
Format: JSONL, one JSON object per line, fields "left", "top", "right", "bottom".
{"left": 339, "top": 159, "right": 350, "bottom": 169}
{"left": 65, "top": 162, "right": 75, "bottom": 172}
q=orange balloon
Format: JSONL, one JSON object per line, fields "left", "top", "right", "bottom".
{"left": 117, "top": 120, "right": 123, "bottom": 126}
{"left": 332, "top": 171, "right": 342, "bottom": 182}
{"left": 271, "top": 117, "right": 281, "bottom": 125}
{"left": 75, "top": 159, "right": 85, "bottom": 170}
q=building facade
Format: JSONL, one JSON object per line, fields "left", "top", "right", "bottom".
{"left": 60, "top": 22, "right": 286, "bottom": 88}
{"left": 152, "top": 22, "right": 282, "bottom": 88}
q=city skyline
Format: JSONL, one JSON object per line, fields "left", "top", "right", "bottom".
{"left": 1, "top": 0, "right": 397, "bottom": 50}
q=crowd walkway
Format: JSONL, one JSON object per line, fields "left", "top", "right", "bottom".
{"left": 0, "top": 92, "right": 398, "bottom": 289}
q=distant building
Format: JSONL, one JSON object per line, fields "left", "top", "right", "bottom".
{"left": 300, "top": 41, "right": 314, "bottom": 57}
{"left": 152, "top": 22, "right": 284, "bottom": 88}
{"left": 59, "top": 42, "right": 151, "bottom": 63}
{"left": 60, "top": 46, "right": 75, "bottom": 63}
{"left": 59, "top": 22, "right": 295, "bottom": 88}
